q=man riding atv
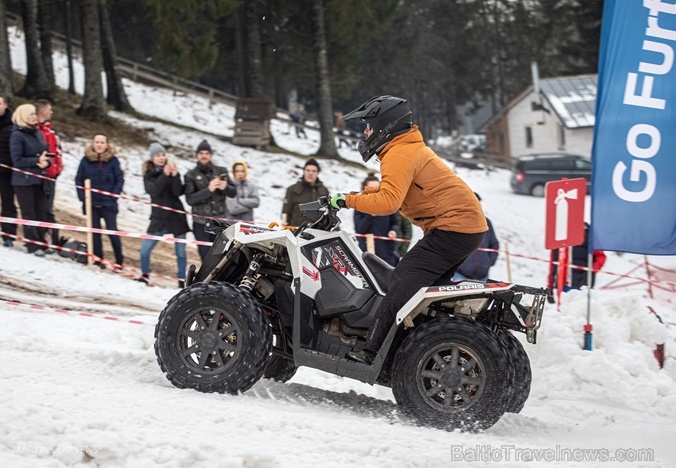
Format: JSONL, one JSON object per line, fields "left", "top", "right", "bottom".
{"left": 331, "top": 95, "right": 488, "bottom": 365}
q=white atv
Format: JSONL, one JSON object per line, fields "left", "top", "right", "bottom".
{"left": 154, "top": 196, "right": 546, "bottom": 431}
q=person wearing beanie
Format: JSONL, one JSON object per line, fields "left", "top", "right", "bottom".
{"left": 195, "top": 139, "right": 212, "bottom": 154}
{"left": 226, "top": 161, "right": 260, "bottom": 222}
{"left": 136, "top": 143, "right": 190, "bottom": 287}
{"left": 184, "top": 138, "right": 236, "bottom": 260}
{"left": 149, "top": 142, "right": 166, "bottom": 159}
{"left": 281, "top": 158, "right": 329, "bottom": 227}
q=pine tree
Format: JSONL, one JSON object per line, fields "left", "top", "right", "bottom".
{"left": 0, "top": 0, "right": 14, "bottom": 99}
{"left": 77, "top": 0, "right": 107, "bottom": 120}
{"left": 99, "top": 0, "right": 133, "bottom": 112}
{"left": 18, "top": 0, "right": 52, "bottom": 99}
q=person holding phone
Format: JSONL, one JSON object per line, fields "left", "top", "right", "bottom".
{"left": 137, "top": 143, "right": 190, "bottom": 287}
{"left": 184, "top": 139, "right": 236, "bottom": 260}
{"left": 9, "top": 104, "right": 51, "bottom": 256}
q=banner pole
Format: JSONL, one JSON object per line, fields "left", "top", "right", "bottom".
{"left": 584, "top": 251, "right": 593, "bottom": 351}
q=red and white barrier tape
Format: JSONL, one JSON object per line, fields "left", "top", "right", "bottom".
{"left": 0, "top": 298, "right": 155, "bottom": 327}
{"left": 0, "top": 216, "right": 209, "bottom": 246}
{"left": 3, "top": 216, "right": 675, "bottom": 290}
{"left": 0, "top": 163, "right": 414, "bottom": 241}
{"left": 0, "top": 229, "right": 181, "bottom": 285}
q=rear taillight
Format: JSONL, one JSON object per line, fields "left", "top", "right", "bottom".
{"left": 516, "top": 172, "right": 525, "bottom": 183}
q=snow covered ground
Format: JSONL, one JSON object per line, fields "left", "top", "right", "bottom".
{"left": 2, "top": 27, "right": 676, "bottom": 467}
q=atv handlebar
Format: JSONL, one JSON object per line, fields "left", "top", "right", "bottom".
{"left": 298, "top": 196, "right": 342, "bottom": 232}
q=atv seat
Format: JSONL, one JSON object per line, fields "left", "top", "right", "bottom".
{"left": 362, "top": 252, "right": 394, "bottom": 293}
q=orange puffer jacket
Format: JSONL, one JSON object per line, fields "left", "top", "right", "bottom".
{"left": 345, "top": 126, "right": 487, "bottom": 235}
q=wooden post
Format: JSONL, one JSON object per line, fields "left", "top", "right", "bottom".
{"left": 84, "top": 179, "right": 94, "bottom": 266}
{"left": 366, "top": 234, "right": 375, "bottom": 254}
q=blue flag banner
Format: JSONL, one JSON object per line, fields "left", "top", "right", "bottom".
{"left": 591, "top": 0, "right": 676, "bottom": 255}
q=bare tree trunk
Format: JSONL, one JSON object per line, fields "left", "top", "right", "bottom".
{"left": 246, "top": 0, "right": 264, "bottom": 97}
{"left": 19, "top": 0, "right": 52, "bottom": 99}
{"left": 234, "top": 5, "right": 246, "bottom": 97}
{"left": 98, "top": 0, "right": 132, "bottom": 112}
{"left": 65, "top": 0, "right": 76, "bottom": 94}
{"left": 312, "top": 0, "right": 338, "bottom": 159}
{"left": 38, "top": 0, "right": 55, "bottom": 87}
{"left": 0, "top": 0, "right": 14, "bottom": 99}
{"left": 76, "top": 0, "right": 106, "bottom": 120}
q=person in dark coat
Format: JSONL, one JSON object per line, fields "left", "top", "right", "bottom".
{"left": 9, "top": 104, "right": 51, "bottom": 256}
{"left": 0, "top": 94, "right": 18, "bottom": 247}
{"left": 353, "top": 173, "right": 399, "bottom": 266}
{"left": 547, "top": 223, "right": 607, "bottom": 302}
{"left": 281, "top": 158, "right": 329, "bottom": 227}
{"left": 184, "top": 139, "right": 236, "bottom": 261}
{"left": 137, "top": 143, "right": 191, "bottom": 287}
{"left": 453, "top": 192, "right": 499, "bottom": 281}
{"left": 75, "top": 133, "right": 125, "bottom": 268}
{"left": 226, "top": 160, "right": 260, "bottom": 222}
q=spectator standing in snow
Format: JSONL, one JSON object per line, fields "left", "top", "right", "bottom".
{"left": 75, "top": 133, "right": 125, "bottom": 269}
{"left": 184, "top": 139, "right": 236, "bottom": 261}
{"left": 353, "top": 173, "right": 399, "bottom": 266}
{"left": 9, "top": 104, "right": 51, "bottom": 256}
{"left": 137, "top": 143, "right": 191, "bottom": 288}
{"left": 226, "top": 160, "right": 260, "bottom": 222}
{"left": 0, "top": 94, "right": 18, "bottom": 247}
{"left": 281, "top": 158, "right": 329, "bottom": 228}
{"left": 35, "top": 99, "right": 64, "bottom": 247}
{"left": 453, "top": 192, "right": 499, "bottom": 282}
{"left": 547, "top": 223, "right": 606, "bottom": 302}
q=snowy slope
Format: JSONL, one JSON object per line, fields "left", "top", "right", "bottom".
{"left": 2, "top": 26, "right": 676, "bottom": 467}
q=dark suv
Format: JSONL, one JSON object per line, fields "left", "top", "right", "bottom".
{"left": 510, "top": 153, "right": 592, "bottom": 197}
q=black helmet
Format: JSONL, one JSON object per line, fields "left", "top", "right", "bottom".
{"left": 343, "top": 95, "right": 413, "bottom": 162}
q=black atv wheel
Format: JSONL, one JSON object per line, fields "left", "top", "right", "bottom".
{"left": 498, "top": 330, "right": 532, "bottom": 413}
{"left": 391, "top": 317, "right": 511, "bottom": 431}
{"left": 264, "top": 354, "right": 297, "bottom": 382}
{"left": 154, "top": 282, "right": 272, "bottom": 394}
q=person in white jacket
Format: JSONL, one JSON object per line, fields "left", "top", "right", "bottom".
{"left": 226, "top": 161, "right": 260, "bottom": 222}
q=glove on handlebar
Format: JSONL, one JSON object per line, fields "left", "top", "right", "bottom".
{"left": 329, "top": 193, "right": 347, "bottom": 209}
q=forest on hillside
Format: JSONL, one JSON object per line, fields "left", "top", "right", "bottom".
{"left": 0, "top": 0, "right": 603, "bottom": 156}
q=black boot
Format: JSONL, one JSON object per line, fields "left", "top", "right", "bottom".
{"left": 136, "top": 273, "right": 150, "bottom": 285}
{"left": 178, "top": 280, "right": 185, "bottom": 289}
{"left": 346, "top": 349, "right": 376, "bottom": 365}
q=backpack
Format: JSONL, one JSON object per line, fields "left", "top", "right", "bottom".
{"left": 58, "top": 238, "right": 88, "bottom": 264}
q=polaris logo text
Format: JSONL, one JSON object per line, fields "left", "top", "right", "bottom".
{"left": 434, "top": 284, "right": 486, "bottom": 291}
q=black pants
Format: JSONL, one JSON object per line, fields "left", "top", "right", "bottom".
{"left": 43, "top": 179, "right": 59, "bottom": 245}
{"left": 90, "top": 204, "right": 124, "bottom": 265}
{"left": 0, "top": 173, "right": 17, "bottom": 241}
{"left": 365, "top": 229, "right": 486, "bottom": 353}
{"left": 14, "top": 184, "right": 48, "bottom": 253}
{"left": 193, "top": 221, "right": 215, "bottom": 261}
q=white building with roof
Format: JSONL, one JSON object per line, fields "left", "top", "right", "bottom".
{"left": 480, "top": 74, "right": 597, "bottom": 159}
